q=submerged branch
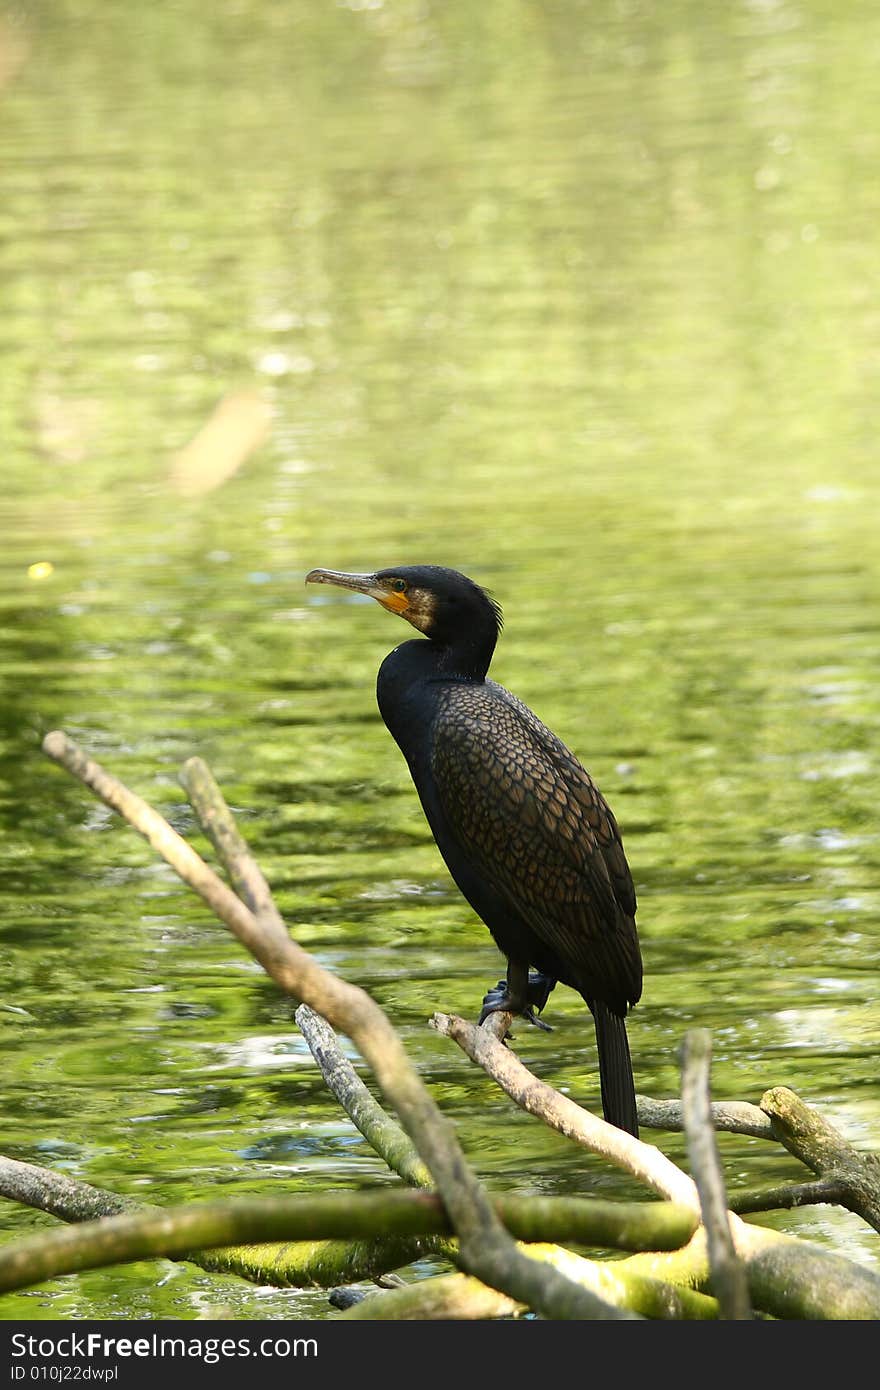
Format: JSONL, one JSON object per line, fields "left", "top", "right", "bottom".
{"left": 0, "top": 1157, "right": 133, "bottom": 1223}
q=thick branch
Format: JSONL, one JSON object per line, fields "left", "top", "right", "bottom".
{"left": 761, "top": 1087, "right": 880, "bottom": 1234}
{"left": 621, "top": 1223, "right": 880, "bottom": 1319}
{"left": 482, "top": 1015, "right": 773, "bottom": 1139}
{"left": 0, "top": 1187, "right": 700, "bottom": 1295}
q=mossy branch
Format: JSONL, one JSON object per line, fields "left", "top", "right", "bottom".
{"left": 761, "top": 1086, "right": 880, "bottom": 1234}
{"left": 0, "top": 1187, "right": 699, "bottom": 1296}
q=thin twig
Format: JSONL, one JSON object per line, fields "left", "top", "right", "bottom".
{"left": 728, "top": 1177, "right": 851, "bottom": 1216}
{"left": 681, "top": 1030, "right": 751, "bottom": 1319}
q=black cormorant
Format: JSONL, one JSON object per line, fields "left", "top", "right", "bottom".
{"left": 305, "top": 564, "right": 642, "bottom": 1135}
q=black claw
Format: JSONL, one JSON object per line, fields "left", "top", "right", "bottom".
{"left": 522, "top": 1007, "right": 553, "bottom": 1032}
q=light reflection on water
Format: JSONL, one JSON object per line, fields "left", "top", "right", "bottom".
{"left": 1, "top": 0, "right": 879, "bottom": 1319}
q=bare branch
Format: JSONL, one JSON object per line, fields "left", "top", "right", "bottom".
{"left": 639, "top": 1096, "right": 774, "bottom": 1140}
{"left": 681, "top": 1030, "right": 751, "bottom": 1320}
{"left": 620, "top": 1223, "right": 880, "bottom": 1319}
{"left": 432, "top": 1011, "right": 698, "bottom": 1207}
{"left": 0, "top": 1157, "right": 132, "bottom": 1223}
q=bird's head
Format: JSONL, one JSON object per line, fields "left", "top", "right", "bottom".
{"left": 305, "top": 564, "right": 502, "bottom": 672}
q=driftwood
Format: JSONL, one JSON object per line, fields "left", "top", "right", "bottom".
{"left": 0, "top": 731, "right": 876, "bottom": 1320}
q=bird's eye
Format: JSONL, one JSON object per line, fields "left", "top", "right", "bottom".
{"left": 391, "top": 578, "right": 407, "bottom": 593}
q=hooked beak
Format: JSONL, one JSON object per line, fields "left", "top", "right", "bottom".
{"left": 305, "top": 568, "right": 409, "bottom": 615}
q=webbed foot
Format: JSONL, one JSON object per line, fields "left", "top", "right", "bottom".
{"left": 478, "top": 973, "right": 555, "bottom": 1031}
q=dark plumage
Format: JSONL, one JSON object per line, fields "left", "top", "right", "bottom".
{"left": 305, "top": 564, "right": 643, "bottom": 1135}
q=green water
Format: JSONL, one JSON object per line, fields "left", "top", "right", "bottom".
{"left": 1, "top": 0, "right": 878, "bottom": 1319}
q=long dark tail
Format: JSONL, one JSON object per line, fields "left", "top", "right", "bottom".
{"left": 592, "top": 1001, "right": 638, "bottom": 1137}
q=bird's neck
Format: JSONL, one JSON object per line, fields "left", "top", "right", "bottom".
{"left": 377, "top": 635, "right": 493, "bottom": 753}
{"left": 433, "top": 633, "right": 494, "bottom": 682}
{"left": 380, "top": 636, "right": 493, "bottom": 688}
